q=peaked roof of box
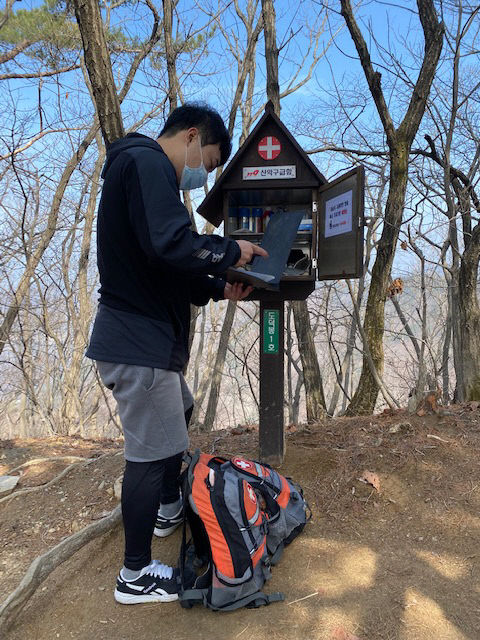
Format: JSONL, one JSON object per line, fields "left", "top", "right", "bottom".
{"left": 197, "top": 101, "right": 327, "bottom": 226}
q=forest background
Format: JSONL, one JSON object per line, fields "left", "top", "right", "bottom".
{"left": 0, "top": 0, "right": 479, "bottom": 441}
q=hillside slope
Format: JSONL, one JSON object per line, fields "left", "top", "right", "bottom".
{"left": 1, "top": 407, "right": 479, "bottom": 640}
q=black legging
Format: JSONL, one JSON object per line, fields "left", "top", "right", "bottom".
{"left": 121, "top": 405, "right": 193, "bottom": 570}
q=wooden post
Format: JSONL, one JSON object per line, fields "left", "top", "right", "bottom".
{"left": 259, "top": 299, "right": 285, "bottom": 466}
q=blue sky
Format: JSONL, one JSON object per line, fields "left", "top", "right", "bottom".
{"left": 2, "top": 0, "right": 426, "bottom": 147}
{"left": 1, "top": 0, "right": 458, "bottom": 283}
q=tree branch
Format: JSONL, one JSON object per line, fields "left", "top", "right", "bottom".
{"left": 339, "top": 0, "right": 396, "bottom": 146}
{"left": 0, "top": 128, "right": 85, "bottom": 161}
{"left": 0, "top": 63, "right": 81, "bottom": 81}
{"left": 0, "top": 39, "right": 34, "bottom": 65}
{"left": 398, "top": 0, "right": 444, "bottom": 143}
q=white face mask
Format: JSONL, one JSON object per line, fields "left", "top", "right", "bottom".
{"left": 179, "top": 137, "right": 208, "bottom": 190}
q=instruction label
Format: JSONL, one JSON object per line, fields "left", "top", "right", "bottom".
{"left": 325, "top": 190, "right": 353, "bottom": 237}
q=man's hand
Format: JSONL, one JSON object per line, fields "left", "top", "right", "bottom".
{"left": 234, "top": 240, "right": 269, "bottom": 267}
{"left": 224, "top": 282, "right": 254, "bottom": 301}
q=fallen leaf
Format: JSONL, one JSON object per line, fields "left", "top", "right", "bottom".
{"left": 416, "top": 408, "right": 426, "bottom": 417}
{"left": 425, "top": 392, "right": 439, "bottom": 413}
{"left": 467, "top": 401, "right": 479, "bottom": 411}
{"left": 358, "top": 470, "right": 381, "bottom": 492}
{"left": 330, "top": 627, "right": 361, "bottom": 640}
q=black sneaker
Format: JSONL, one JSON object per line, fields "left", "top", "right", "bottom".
{"left": 114, "top": 560, "right": 179, "bottom": 604}
{"left": 153, "top": 505, "right": 183, "bottom": 538}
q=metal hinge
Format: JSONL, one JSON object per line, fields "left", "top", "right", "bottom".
{"left": 312, "top": 201, "right": 318, "bottom": 213}
{"left": 312, "top": 258, "right": 318, "bottom": 269}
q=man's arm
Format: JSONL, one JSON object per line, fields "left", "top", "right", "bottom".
{"left": 190, "top": 275, "right": 225, "bottom": 307}
{"left": 124, "top": 148, "right": 240, "bottom": 275}
{"left": 190, "top": 276, "right": 253, "bottom": 306}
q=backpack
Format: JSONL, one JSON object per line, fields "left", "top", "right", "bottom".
{"left": 177, "top": 450, "right": 311, "bottom": 611}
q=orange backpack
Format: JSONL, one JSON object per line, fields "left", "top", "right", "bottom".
{"left": 178, "top": 451, "right": 310, "bottom": 611}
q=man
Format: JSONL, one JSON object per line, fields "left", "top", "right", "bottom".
{"left": 86, "top": 103, "right": 267, "bottom": 605}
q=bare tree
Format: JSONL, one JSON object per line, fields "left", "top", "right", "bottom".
{"left": 340, "top": 0, "right": 444, "bottom": 415}
{"left": 201, "top": 1, "right": 264, "bottom": 430}
{"left": 409, "top": 3, "right": 480, "bottom": 401}
{"left": 0, "top": 0, "right": 161, "bottom": 359}
{"left": 262, "top": 0, "right": 327, "bottom": 421}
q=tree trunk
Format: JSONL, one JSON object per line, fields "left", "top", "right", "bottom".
{"left": 203, "top": 301, "right": 237, "bottom": 431}
{"left": 442, "top": 292, "right": 452, "bottom": 404}
{"left": 346, "top": 149, "right": 409, "bottom": 414}
{"left": 190, "top": 328, "right": 218, "bottom": 428}
{"left": 286, "top": 303, "right": 294, "bottom": 423}
{"left": 260, "top": 0, "right": 280, "bottom": 114}
{"left": 328, "top": 279, "right": 363, "bottom": 416}
{"left": 192, "top": 306, "right": 206, "bottom": 396}
{"left": 261, "top": 0, "right": 326, "bottom": 421}
{"left": 458, "top": 229, "right": 480, "bottom": 400}
{"left": 61, "top": 142, "right": 105, "bottom": 434}
{"left": 72, "top": 0, "right": 125, "bottom": 145}
{"left": 292, "top": 300, "right": 326, "bottom": 421}
{"left": 162, "top": 0, "right": 179, "bottom": 113}
{"left": 292, "top": 372, "right": 303, "bottom": 424}
{"left": 329, "top": 199, "right": 380, "bottom": 415}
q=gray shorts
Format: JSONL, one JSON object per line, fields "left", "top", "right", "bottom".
{"left": 96, "top": 361, "right": 193, "bottom": 462}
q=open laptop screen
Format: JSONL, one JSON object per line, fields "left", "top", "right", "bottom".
{"left": 226, "top": 210, "right": 305, "bottom": 290}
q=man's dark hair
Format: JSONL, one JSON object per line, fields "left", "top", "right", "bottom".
{"left": 159, "top": 103, "right": 232, "bottom": 166}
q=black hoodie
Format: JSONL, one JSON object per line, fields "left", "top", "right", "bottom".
{"left": 86, "top": 133, "right": 240, "bottom": 371}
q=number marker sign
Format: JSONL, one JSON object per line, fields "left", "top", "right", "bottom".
{"left": 263, "top": 310, "right": 279, "bottom": 354}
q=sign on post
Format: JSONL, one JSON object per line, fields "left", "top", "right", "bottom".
{"left": 263, "top": 309, "right": 279, "bottom": 354}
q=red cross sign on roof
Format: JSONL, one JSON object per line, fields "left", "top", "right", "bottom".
{"left": 258, "top": 135, "right": 281, "bottom": 160}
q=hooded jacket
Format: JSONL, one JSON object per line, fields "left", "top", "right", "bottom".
{"left": 86, "top": 133, "right": 241, "bottom": 371}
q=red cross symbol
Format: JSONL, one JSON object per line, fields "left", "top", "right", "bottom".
{"left": 234, "top": 457, "right": 252, "bottom": 470}
{"left": 258, "top": 136, "right": 281, "bottom": 160}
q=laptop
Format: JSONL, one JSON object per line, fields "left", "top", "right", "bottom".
{"left": 226, "top": 210, "right": 305, "bottom": 290}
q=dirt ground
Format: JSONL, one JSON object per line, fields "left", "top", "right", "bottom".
{"left": 1, "top": 405, "right": 480, "bottom": 640}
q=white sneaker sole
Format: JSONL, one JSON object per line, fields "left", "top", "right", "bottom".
{"left": 153, "top": 522, "right": 182, "bottom": 538}
{"left": 114, "top": 588, "right": 178, "bottom": 604}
